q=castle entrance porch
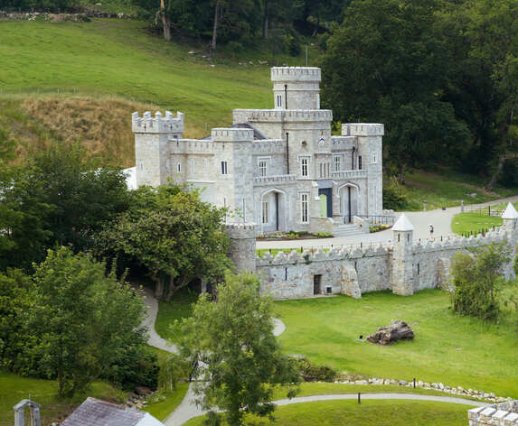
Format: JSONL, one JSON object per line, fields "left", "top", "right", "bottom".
{"left": 261, "top": 189, "right": 287, "bottom": 233}
{"left": 318, "top": 188, "right": 333, "bottom": 218}
{"left": 339, "top": 184, "right": 359, "bottom": 223}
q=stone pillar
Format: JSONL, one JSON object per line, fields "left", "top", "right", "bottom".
{"left": 226, "top": 223, "right": 257, "bottom": 273}
{"left": 501, "top": 202, "right": 518, "bottom": 279}
{"left": 391, "top": 214, "right": 415, "bottom": 296}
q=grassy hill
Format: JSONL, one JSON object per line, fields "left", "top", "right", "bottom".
{"left": 0, "top": 19, "right": 282, "bottom": 166}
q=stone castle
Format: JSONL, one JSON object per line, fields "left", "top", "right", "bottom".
{"left": 132, "top": 67, "right": 383, "bottom": 235}
{"left": 131, "top": 66, "right": 518, "bottom": 300}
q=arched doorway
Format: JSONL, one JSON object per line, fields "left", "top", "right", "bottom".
{"left": 261, "top": 189, "right": 286, "bottom": 233}
{"left": 339, "top": 184, "right": 359, "bottom": 223}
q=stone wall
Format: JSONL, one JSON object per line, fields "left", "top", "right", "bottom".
{"left": 469, "top": 401, "right": 518, "bottom": 425}
{"left": 232, "top": 215, "right": 518, "bottom": 300}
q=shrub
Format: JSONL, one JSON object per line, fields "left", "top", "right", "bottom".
{"left": 296, "top": 357, "right": 337, "bottom": 382}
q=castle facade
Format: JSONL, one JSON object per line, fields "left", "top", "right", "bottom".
{"left": 132, "top": 67, "right": 384, "bottom": 235}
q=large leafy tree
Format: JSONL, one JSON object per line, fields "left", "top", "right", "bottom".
{"left": 0, "top": 143, "right": 130, "bottom": 271}
{"left": 13, "top": 247, "right": 151, "bottom": 397}
{"left": 96, "top": 184, "right": 230, "bottom": 300}
{"left": 181, "top": 273, "right": 300, "bottom": 425}
{"left": 451, "top": 242, "right": 510, "bottom": 322}
{"left": 321, "top": 0, "right": 470, "bottom": 178}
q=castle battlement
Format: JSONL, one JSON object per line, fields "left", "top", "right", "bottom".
{"left": 211, "top": 128, "right": 254, "bottom": 142}
{"left": 342, "top": 123, "right": 384, "bottom": 137}
{"left": 132, "top": 111, "right": 184, "bottom": 134}
{"left": 331, "top": 136, "right": 356, "bottom": 150}
{"left": 233, "top": 109, "right": 332, "bottom": 123}
{"left": 170, "top": 139, "right": 215, "bottom": 154}
{"left": 271, "top": 67, "right": 321, "bottom": 82}
{"left": 252, "top": 139, "right": 286, "bottom": 154}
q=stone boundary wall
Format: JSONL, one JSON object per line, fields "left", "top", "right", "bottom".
{"left": 469, "top": 401, "right": 518, "bottom": 425}
{"left": 231, "top": 218, "right": 518, "bottom": 300}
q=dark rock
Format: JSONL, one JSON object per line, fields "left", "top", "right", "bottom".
{"left": 367, "top": 320, "right": 414, "bottom": 345}
{"left": 134, "top": 386, "right": 152, "bottom": 396}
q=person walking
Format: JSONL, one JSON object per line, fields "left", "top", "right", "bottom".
{"left": 429, "top": 224, "right": 434, "bottom": 237}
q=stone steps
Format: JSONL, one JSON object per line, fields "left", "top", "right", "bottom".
{"left": 332, "top": 224, "right": 364, "bottom": 237}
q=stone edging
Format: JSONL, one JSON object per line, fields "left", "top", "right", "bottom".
{"left": 335, "top": 377, "right": 511, "bottom": 404}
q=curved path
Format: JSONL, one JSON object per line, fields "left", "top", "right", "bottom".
{"left": 168, "top": 392, "right": 486, "bottom": 425}
{"left": 142, "top": 287, "right": 179, "bottom": 354}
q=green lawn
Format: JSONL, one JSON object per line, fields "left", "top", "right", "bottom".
{"left": 143, "top": 382, "right": 188, "bottom": 421}
{"left": 275, "top": 290, "right": 518, "bottom": 398}
{"left": 0, "top": 371, "right": 125, "bottom": 426}
{"left": 155, "top": 289, "right": 199, "bottom": 342}
{"left": 184, "top": 400, "right": 473, "bottom": 425}
{"left": 451, "top": 213, "right": 503, "bottom": 235}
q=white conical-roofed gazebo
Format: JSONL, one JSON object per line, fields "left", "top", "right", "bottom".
{"left": 501, "top": 202, "right": 518, "bottom": 220}
{"left": 392, "top": 213, "right": 414, "bottom": 231}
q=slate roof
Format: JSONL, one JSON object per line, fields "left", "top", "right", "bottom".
{"left": 61, "top": 397, "right": 163, "bottom": 426}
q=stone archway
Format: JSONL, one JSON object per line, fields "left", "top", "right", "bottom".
{"left": 261, "top": 189, "right": 287, "bottom": 233}
{"left": 339, "top": 183, "right": 359, "bottom": 223}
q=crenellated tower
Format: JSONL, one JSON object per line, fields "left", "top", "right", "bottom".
{"left": 132, "top": 111, "right": 184, "bottom": 187}
{"left": 391, "top": 214, "right": 415, "bottom": 296}
{"left": 271, "top": 67, "right": 322, "bottom": 110}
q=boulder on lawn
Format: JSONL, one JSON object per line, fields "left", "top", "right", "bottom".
{"left": 367, "top": 320, "right": 414, "bottom": 345}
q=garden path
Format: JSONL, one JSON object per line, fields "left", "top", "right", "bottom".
{"left": 167, "top": 392, "right": 486, "bottom": 425}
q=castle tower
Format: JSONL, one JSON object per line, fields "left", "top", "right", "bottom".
{"left": 132, "top": 111, "right": 184, "bottom": 187}
{"left": 271, "top": 67, "right": 321, "bottom": 110}
{"left": 212, "top": 128, "right": 255, "bottom": 222}
{"left": 391, "top": 213, "right": 415, "bottom": 296}
{"left": 225, "top": 223, "right": 257, "bottom": 273}
{"left": 343, "top": 123, "right": 384, "bottom": 216}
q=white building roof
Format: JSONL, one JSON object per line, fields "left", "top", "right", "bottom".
{"left": 392, "top": 213, "right": 414, "bottom": 231}
{"left": 124, "top": 167, "right": 138, "bottom": 190}
{"left": 501, "top": 202, "right": 518, "bottom": 219}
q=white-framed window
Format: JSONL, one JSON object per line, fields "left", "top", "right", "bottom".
{"left": 258, "top": 157, "right": 269, "bottom": 177}
{"left": 334, "top": 155, "right": 341, "bottom": 172}
{"left": 300, "top": 156, "right": 310, "bottom": 177}
{"left": 320, "top": 162, "right": 330, "bottom": 178}
{"left": 221, "top": 161, "right": 228, "bottom": 175}
{"left": 372, "top": 154, "right": 377, "bottom": 163}
{"left": 276, "top": 95, "right": 282, "bottom": 108}
{"left": 177, "top": 162, "right": 182, "bottom": 173}
{"left": 262, "top": 200, "right": 269, "bottom": 224}
{"left": 300, "top": 192, "right": 309, "bottom": 223}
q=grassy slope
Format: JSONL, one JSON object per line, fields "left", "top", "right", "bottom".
{"left": 275, "top": 290, "right": 518, "bottom": 398}
{"left": 0, "top": 19, "right": 273, "bottom": 165}
{"left": 401, "top": 170, "right": 517, "bottom": 211}
{"left": 184, "top": 400, "right": 472, "bottom": 426}
{"left": 0, "top": 371, "right": 125, "bottom": 426}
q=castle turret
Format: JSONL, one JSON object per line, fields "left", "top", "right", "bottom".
{"left": 343, "top": 123, "right": 384, "bottom": 216}
{"left": 226, "top": 223, "right": 257, "bottom": 272}
{"left": 132, "top": 111, "right": 184, "bottom": 187}
{"left": 271, "top": 67, "right": 321, "bottom": 110}
{"left": 391, "top": 213, "right": 415, "bottom": 296}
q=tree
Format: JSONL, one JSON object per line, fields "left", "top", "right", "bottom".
{"left": 96, "top": 184, "right": 230, "bottom": 300}
{"left": 451, "top": 242, "right": 510, "bottom": 321}
{"left": 321, "top": 0, "right": 470, "bottom": 178}
{"left": 181, "top": 273, "right": 300, "bottom": 425}
{"left": 0, "top": 143, "right": 130, "bottom": 271}
{"left": 20, "top": 247, "right": 150, "bottom": 396}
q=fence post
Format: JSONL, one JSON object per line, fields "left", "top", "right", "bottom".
{"left": 358, "top": 392, "right": 361, "bottom": 404}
